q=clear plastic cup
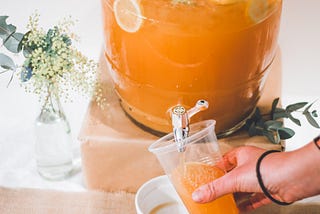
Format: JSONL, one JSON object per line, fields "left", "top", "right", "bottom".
{"left": 149, "top": 120, "right": 239, "bottom": 214}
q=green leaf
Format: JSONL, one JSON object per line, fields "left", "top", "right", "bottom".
{"left": 278, "top": 127, "right": 295, "bottom": 139}
{"left": 246, "top": 108, "right": 263, "bottom": 126}
{"left": 20, "top": 67, "right": 33, "bottom": 82}
{"left": 17, "top": 31, "right": 29, "bottom": 52}
{"left": 44, "top": 29, "right": 54, "bottom": 51}
{"left": 21, "top": 31, "right": 33, "bottom": 57}
{"left": 286, "top": 102, "right": 308, "bottom": 113}
{"left": 23, "top": 48, "right": 31, "bottom": 57}
{"left": 288, "top": 113, "right": 301, "bottom": 126}
{"left": 0, "top": 16, "right": 16, "bottom": 41}
{"left": 247, "top": 122, "right": 264, "bottom": 136}
{"left": 248, "top": 122, "right": 257, "bottom": 136}
{"left": 0, "top": 53, "right": 16, "bottom": 71}
{"left": 264, "top": 120, "right": 283, "bottom": 130}
{"left": 302, "top": 102, "right": 315, "bottom": 114}
{"left": 62, "top": 35, "right": 72, "bottom": 46}
{"left": 245, "top": 98, "right": 319, "bottom": 144}
{"left": 0, "top": 16, "right": 25, "bottom": 53}
{"left": 271, "top": 97, "right": 280, "bottom": 115}
{"left": 263, "top": 130, "right": 280, "bottom": 144}
{"left": 253, "top": 107, "right": 262, "bottom": 120}
{"left": 273, "top": 108, "right": 288, "bottom": 120}
{"left": 3, "top": 32, "right": 24, "bottom": 53}
{"left": 304, "top": 112, "right": 320, "bottom": 128}
{"left": 312, "top": 110, "right": 318, "bottom": 117}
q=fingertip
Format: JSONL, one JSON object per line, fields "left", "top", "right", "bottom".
{"left": 192, "top": 189, "right": 203, "bottom": 202}
{"left": 192, "top": 185, "right": 208, "bottom": 203}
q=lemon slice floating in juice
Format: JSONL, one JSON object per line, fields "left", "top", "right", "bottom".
{"left": 246, "top": 0, "right": 269, "bottom": 23}
{"left": 113, "top": 0, "right": 143, "bottom": 33}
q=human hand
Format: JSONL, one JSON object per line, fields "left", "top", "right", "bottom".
{"left": 192, "top": 146, "right": 272, "bottom": 212}
{"left": 192, "top": 142, "right": 320, "bottom": 212}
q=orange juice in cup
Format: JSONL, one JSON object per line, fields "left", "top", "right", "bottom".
{"left": 171, "top": 162, "right": 238, "bottom": 213}
{"left": 149, "top": 120, "right": 239, "bottom": 213}
{"left": 101, "top": 0, "right": 282, "bottom": 135}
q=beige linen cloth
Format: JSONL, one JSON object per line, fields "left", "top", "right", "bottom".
{"left": 1, "top": 186, "right": 319, "bottom": 213}
{"left": 0, "top": 187, "right": 136, "bottom": 214}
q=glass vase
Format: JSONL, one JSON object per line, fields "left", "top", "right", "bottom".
{"left": 34, "top": 84, "right": 73, "bottom": 180}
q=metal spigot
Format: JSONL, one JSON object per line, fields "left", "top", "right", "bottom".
{"left": 171, "top": 100, "right": 209, "bottom": 152}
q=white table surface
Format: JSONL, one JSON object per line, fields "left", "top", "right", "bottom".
{"left": 0, "top": 0, "right": 319, "bottom": 193}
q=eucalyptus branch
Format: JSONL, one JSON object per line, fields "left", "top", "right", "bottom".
{"left": 6, "top": 71, "right": 14, "bottom": 87}
{"left": 1, "top": 30, "right": 14, "bottom": 46}
{"left": 245, "top": 97, "right": 319, "bottom": 144}
{"left": 0, "top": 69, "right": 9, "bottom": 74}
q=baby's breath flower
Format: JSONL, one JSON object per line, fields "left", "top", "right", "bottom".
{"left": 17, "top": 13, "right": 104, "bottom": 106}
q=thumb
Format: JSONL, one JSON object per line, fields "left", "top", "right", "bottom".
{"left": 192, "top": 171, "right": 237, "bottom": 203}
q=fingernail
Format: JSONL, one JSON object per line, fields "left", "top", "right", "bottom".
{"left": 192, "top": 189, "right": 204, "bottom": 202}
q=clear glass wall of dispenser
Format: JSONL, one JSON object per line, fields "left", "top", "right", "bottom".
{"left": 101, "top": 0, "right": 283, "bottom": 136}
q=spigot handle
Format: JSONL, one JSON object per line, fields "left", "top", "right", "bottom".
{"left": 187, "top": 100, "right": 209, "bottom": 119}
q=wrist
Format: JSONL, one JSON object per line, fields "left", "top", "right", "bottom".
{"left": 257, "top": 150, "right": 293, "bottom": 204}
{"left": 261, "top": 141, "right": 320, "bottom": 203}
{"left": 256, "top": 150, "right": 292, "bottom": 205}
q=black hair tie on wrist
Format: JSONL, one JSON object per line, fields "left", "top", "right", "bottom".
{"left": 314, "top": 135, "right": 320, "bottom": 150}
{"left": 256, "top": 150, "right": 293, "bottom": 206}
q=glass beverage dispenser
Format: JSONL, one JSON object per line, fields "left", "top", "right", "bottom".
{"left": 101, "top": 0, "right": 282, "bottom": 136}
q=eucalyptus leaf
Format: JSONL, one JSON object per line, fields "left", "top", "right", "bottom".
{"left": 263, "top": 130, "right": 280, "bottom": 144}
{"left": 312, "top": 110, "right": 318, "bottom": 117}
{"left": 304, "top": 112, "right": 320, "bottom": 128}
{"left": 20, "top": 67, "right": 33, "bottom": 82}
{"left": 248, "top": 123, "right": 257, "bottom": 136}
{"left": 3, "top": 32, "right": 24, "bottom": 53}
{"left": 278, "top": 127, "right": 295, "bottom": 139}
{"left": 0, "top": 16, "right": 16, "bottom": 41}
{"left": 246, "top": 108, "right": 263, "bottom": 125}
{"left": 20, "top": 31, "right": 32, "bottom": 55}
{"left": 0, "top": 53, "right": 16, "bottom": 71}
{"left": 273, "top": 108, "right": 288, "bottom": 120}
{"left": 302, "top": 102, "right": 315, "bottom": 114}
{"left": 23, "top": 47, "right": 31, "bottom": 57}
{"left": 288, "top": 113, "right": 301, "bottom": 126}
{"left": 271, "top": 97, "right": 280, "bottom": 116}
{"left": 264, "top": 120, "right": 283, "bottom": 130}
{"left": 253, "top": 107, "right": 262, "bottom": 119}
{"left": 248, "top": 122, "right": 264, "bottom": 136}
{"left": 17, "top": 31, "right": 30, "bottom": 52}
{"left": 286, "top": 102, "right": 308, "bottom": 113}
{"left": 257, "top": 118, "right": 265, "bottom": 127}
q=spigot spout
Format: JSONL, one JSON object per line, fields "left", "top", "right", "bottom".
{"left": 171, "top": 106, "right": 189, "bottom": 152}
{"left": 171, "top": 100, "right": 209, "bottom": 152}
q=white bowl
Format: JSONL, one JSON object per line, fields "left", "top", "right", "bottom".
{"left": 135, "top": 175, "right": 189, "bottom": 214}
